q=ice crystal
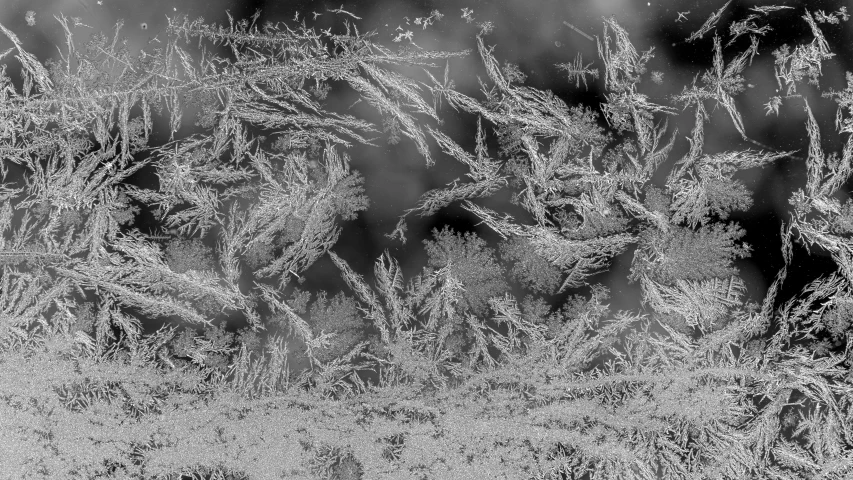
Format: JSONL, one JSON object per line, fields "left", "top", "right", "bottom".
{"left": 1, "top": 7, "right": 852, "bottom": 480}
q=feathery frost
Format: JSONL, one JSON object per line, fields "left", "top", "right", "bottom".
{"left": 1, "top": 7, "right": 852, "bottom": 480}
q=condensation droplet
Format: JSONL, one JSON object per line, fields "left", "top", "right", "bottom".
{"left": 554, "top": 41, "right": 561, "bottom": 47}
{"left": 141, "top": 23, "right": 148, "bottom": 30}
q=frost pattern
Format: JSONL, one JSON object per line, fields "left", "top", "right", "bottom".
{"left": 0, "top": 7, "right": 852, "bottom": 480}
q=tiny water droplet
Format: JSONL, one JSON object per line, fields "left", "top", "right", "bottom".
{"left": 554, "top": 40, "right": 561, "bottom": 47}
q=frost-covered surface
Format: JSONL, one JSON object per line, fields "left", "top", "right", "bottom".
{"left": 0, "top": 4, "right": 852, "bottom": 479}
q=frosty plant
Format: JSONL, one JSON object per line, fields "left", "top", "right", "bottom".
{"left": 0, "top": 5, "right": 852, "bottom": 480}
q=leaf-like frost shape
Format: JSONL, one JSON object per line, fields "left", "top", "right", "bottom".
{"left": 641, "top": 275, "right": 746, "bottom": 330}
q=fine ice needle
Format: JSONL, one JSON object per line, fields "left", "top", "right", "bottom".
{"left": 562, "top": 21, "right": 593, "bottom": 42}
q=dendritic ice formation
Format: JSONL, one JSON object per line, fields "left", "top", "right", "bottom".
{"left": 0, "top": 4, "right": 852, "bottom": 479}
